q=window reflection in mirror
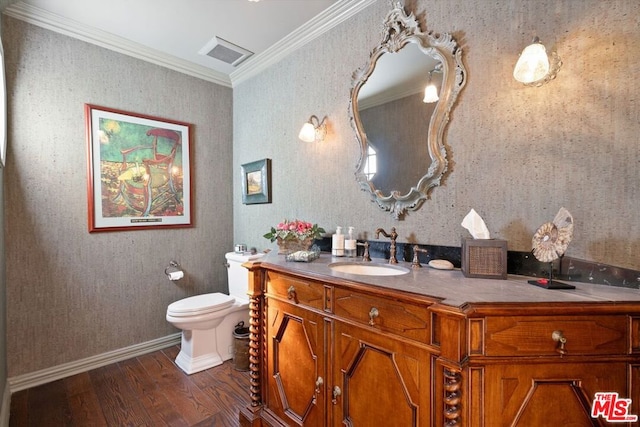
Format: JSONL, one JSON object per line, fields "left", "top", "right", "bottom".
{"left": 363, "top": 145, "right": 377, "bottom": 180}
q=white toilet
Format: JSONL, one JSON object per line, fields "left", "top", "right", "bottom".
{"left": 166, "top": 251, "right": 264, "bottom": 374}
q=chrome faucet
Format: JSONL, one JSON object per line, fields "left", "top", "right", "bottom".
{"left": 375, "top": 227, "right": 398, "bottom": 264}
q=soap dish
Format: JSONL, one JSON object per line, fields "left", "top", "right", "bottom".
{"left": 428, "top": 259, "right": 454, "bottom": 270}
{"left": 285, "top": 249, "right": 320, "bottom": 263}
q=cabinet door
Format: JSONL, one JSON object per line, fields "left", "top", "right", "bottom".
{"left": 265, "top": 299, "right": 327, "bottom": 427}
{"left": 332, "top": 321, "right": 432, "bottom": 427}
{"left": 482, "top": 362, "right": 628, "bottom": 427}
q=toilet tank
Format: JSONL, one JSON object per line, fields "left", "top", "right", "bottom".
{"left": 225, "top": 251, "right": 265, "bottom": 299}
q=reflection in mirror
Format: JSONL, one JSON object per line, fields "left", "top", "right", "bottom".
{"left": 349, "top": 1, "right": 466, "bottom": 219}
{"left": 358, "top": 43, "right": 440, "bottom": 195}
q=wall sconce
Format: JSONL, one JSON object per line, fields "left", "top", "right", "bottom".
{"left": 298, "top": 115, "right": 327, "bottom": 143}
{"left": 423, "top": 64, "right": 443, "bottom": 103}
{"left": 513, "top": 37, "right": 562, "bottom": 86}
{"left": 423, "top": 70, "right": 439, "bottom": 103}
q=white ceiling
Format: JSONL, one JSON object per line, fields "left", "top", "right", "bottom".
{"left": 4, "top": 0, "right": 376, "bottom": 87}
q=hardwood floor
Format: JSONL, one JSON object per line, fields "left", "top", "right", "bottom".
{"left": 9, "top": 345, "right": 252, "bottom": 427}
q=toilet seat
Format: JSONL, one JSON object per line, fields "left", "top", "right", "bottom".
{"left": 167, "top": 293, "right": 234, "bottom": 317}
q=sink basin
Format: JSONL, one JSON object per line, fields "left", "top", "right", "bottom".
{"left": 328, "top": 262, "right": 410, "bottom": 276}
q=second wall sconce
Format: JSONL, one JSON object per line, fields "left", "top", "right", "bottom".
{"left": 299, "top": 115, "right": 327, "bottom": 143}
{"left": 423, "top": 70, "right": 439, "bottom": 103}
{"left": 423, "top": 63, "right": 443, "bottom": 103}
{"left": 513, "top": 36, "right": 562, "bottom": 86}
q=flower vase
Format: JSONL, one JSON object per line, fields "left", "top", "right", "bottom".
{"left": 277, "top": 237, "right": 313, "bottom": 254}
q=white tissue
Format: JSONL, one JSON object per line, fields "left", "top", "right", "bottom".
{"left": 461, "top": 208, "right": 491, "bottom": 239}
{"left": 168, "top": 270, "right": 184, "bottom": 281}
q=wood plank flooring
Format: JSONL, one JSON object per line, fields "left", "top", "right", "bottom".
{"left": 9, "top": 345, "right": 252, "bottom": 427}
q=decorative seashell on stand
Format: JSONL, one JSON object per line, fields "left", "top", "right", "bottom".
{"left": 531, "top": 207, "right": 574, "bottom": 263}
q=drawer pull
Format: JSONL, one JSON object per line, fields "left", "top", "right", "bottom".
{"left": 552, "top": 330, "right": 567, "bottom": 356}
{"left": 287, "top": 286, "right": 298, "bottom": 303}
{"left": 332, "top": 386, "right": 342, "bottom": 404}
{"left": 368, "top": 307, "right": 379, "bottom": 326}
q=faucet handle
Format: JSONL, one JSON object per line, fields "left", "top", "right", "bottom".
{"left": 412, "top": 245, "right": 428, "bottom": 269}
{"left": 357, "top": 241, "right": 371, "bottom": 262}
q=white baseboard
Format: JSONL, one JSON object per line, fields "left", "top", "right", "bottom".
{"left": 0, "top": 381, "right": 10, "bottom": 427}
{"left": 8, "top": 333, "right": 181, "bottom": 393}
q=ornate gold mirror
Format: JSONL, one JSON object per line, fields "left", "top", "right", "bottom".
{"left": 349, "top": 1, "right": 466, "bottom": 219}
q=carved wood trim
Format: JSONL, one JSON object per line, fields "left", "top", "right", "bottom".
{"left": 468, "top": 367, "right": 484, "bottom": 427}
{"left": 468, "top": 318, "right": 484, "bottom": 356}
{"left": 244, "top": 262, "right": 265, "bottom": 410}
{"left": 631, "top": 316, "right": 640, "bottom": 353}
{"left": 438, "top": 315, "right": 467, "bottom": 362}
{"left": 248, "top": 293, "right": 262, "bottom": 408}
{"left": 443, "top": 367, "right": 462, "bottom": 426}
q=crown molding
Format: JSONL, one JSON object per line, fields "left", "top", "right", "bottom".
{"left": 359, "top": 83, "right": 424, "bottom": 111}
{"left": 3, "top": 0, "right": 376, "bottom": 89}
{"left": 230, "top": 0, "right": 377, "bottom": 87}
{"left": 3, "top": 1, "right": 233, "bottom": 87}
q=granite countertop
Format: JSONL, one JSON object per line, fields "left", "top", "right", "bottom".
{"left": 257, "top": 251, "right": 640, "bottom": 308}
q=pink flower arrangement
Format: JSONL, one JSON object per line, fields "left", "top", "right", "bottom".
{"left": 264, "top": 219, "right": 325, "bottom": 242}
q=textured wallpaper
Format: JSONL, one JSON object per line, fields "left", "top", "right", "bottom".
{"left": 233, "top": 0, "right": 639, "bottom": 271}
{"left": 3, "top": 17, "right": 233, "bottom": 376}
{"left": 2, "top": 0, "right": 639, "bottom": 378}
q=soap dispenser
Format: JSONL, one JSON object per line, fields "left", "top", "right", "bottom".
{"left": 345, "top": 226, "right": 357, "bottom": 258}
{"left": 332, "top": 227, "right": 345, "bottom": 257}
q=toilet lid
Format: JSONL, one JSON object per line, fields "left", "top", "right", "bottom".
{"left": 167, "top": 293, "right": 234, "bottom": 316}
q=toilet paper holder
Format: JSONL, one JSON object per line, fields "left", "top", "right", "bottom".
{"left": 165, "top": 261, "right": 184, "bottom": 281}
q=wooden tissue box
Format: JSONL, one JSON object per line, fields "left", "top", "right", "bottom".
{"left": 461, "top": 238, "right": 507, "bottom": 279}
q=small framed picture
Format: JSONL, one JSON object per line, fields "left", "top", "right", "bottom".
{"left": 241, "top": 158, "right": 271, "bottom": 204}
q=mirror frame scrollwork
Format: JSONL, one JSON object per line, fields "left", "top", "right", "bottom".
{"left": 349, "top": 1, "right": 466, "bottom": 219}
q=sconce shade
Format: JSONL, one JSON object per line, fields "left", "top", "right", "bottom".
{"left": 423, "top": 84, "right": 439, "bottom": 103}
{"left": 298, "top": 122, "right": 317, "bottom": 142}
{"left": 299, "top": 115, "right": 327, "bottom": 143}
{"left": 513, "top": 40, "right": 550, "bottom": 84}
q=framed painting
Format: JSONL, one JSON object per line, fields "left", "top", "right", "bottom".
{"left": 241, "top": 158, "right": 271, "bottom": 204}
{"left": 85, "top": 104, "right": 193, "bottom": 232}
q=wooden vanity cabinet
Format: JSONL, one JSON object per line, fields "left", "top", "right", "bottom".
{"left": 456, "top": 309, "right": 640, "bottom": 427}
{"left": 240, "top": 262, "right": 640, "bottom": 427}
{"left": 263, "top": 298, "right": 326, "bottom": 426}
{"left": 260, "top": 272, "right": 328, "bottom": 426}
{"left": 331, "top": 287, "right": 433, "bottom": 426}
{"left": 480, "top": 362, "right": 628, "bottom": 426}
{"left": 252, "top": 270, "right": 435, "bottom": 427}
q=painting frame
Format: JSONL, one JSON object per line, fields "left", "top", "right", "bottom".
{"left": 85, "top": 104, "right": 193, "bottom": 232}
{"left": 241, "top": 158, "right": 271, "bottom": 205}
{"left": 0, "top": 38, "right": 6, "bottom": 168}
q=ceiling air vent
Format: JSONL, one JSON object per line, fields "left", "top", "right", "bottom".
{"left": 198, "top": 36, "right": 253, "bottom": 67}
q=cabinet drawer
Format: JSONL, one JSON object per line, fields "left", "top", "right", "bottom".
{"left": 334, "top": 288, "right": 430, "bottom": 343}
{"left": 266, "top": 271, "right": 329, "bottom": 311}
{"left": 485, "top": 315, "right": 628, "bottom": 356}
